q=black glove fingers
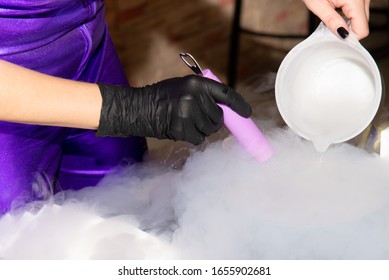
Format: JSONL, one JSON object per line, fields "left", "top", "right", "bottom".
{"left": 223, "top": 86, "right": 252, "bottom": 118}
{"left": 190, "top": 105, "right": 219, "bottom": 137}
{"left": 169, "top": 108, "right": 205, "bottom": 145}
{"left": 173, "top": 86, "right": 221, "bottom": 142}
{"left": 203, "top": 79, "right": 252, "bottom": 118}
{"left": 199, "top": 91, "right": 224, "bottom": 129}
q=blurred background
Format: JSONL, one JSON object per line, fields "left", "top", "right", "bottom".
{"left": 104, "top": 0, "right": 389, "bottom": 155}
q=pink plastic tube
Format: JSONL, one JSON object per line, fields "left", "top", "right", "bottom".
{"left": 202, "top": 69, "right": 273, "bottom": 162}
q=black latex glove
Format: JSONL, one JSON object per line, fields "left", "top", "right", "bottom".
{"left": 96, "top": 75, "right": 252, "bottom": 145}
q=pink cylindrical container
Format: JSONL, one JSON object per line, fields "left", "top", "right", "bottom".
{"left": 202, "top": 69, "right": 273, "bottom": 162}
{"left": 180, "top": 53, "right": 273, "bottom": 162}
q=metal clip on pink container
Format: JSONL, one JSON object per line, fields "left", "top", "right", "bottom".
{"left": 180, "top": 53, "right": 273, "bottom": 162}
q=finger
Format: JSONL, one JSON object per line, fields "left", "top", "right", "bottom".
{"left": 169, "top": 101, "right": 206, "bottom": 145}
{"left": 199, "top": 89, "right": 224, "bottom": 127}
{"left": 185, "top": 99, "right": 223, "bottom": 137}
{"left": 304, "top": 0, "right": 349, "bottom": 39}
{"left": 193, "top": 104, "right": 222, "bottom": 136}
{"left": 182, "top": 118, "right": 205, "bottom": 145}
{"left": 170, "top": 117, "right": 205, "bottom": 145}
{"left": 203, "top": 79, "right": 252, "bottom": 118}
{"left": 341, "top": 1, "right": 369, "bottom": 39}
{"left": 218, "top": 86, "right": 252, "bottom": 118}
{"left": 365, "top": 0, "right": 370, "bottom": 20}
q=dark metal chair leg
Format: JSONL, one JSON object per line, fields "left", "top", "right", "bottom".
{"left": 227, "top": 0, "right": 242, "bottom": 87}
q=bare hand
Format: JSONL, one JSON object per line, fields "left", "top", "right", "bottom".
{"left": 303, "top": 0, "right": 370, "bottom": 40}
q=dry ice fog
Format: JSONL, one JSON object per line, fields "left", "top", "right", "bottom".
{"left": 1, "top": 74, "right": 389, "bottom": 259}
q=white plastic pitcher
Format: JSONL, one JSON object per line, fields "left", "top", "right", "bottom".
{"left": 275, "top": 23, "right": 382, "bottom": 152}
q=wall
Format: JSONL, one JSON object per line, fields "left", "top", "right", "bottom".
{"left": 104, "top": 0, "right": 309, "bottom": 88}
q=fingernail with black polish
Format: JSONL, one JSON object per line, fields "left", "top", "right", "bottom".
{"left": 337, "top": 27, "right": 349, "bottom": 39}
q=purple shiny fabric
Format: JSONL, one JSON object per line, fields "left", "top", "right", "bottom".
{"left": 0, "top": 0, "right": 147, "bottom": 214}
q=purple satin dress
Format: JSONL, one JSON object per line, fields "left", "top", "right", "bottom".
{"left": 0, "top": 0, "right": 147, "bottom": 214}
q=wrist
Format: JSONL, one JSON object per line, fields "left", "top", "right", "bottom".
{"left": 95, "top": 83, "right": 170, "bottom": 139}
{"left": 96, "top": 83, "right": 132, "bottom": 137}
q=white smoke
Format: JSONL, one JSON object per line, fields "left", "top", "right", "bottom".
{"left": 1, "top": 74, "right": 389, "bottom": 260}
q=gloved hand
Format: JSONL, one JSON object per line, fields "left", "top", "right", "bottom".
{"left": 96, "top": 75, "right": 252, "bottom": 145}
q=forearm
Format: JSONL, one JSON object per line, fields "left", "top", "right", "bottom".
{"left": 0, "top": 59, "right": 102, "bottom": 129}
